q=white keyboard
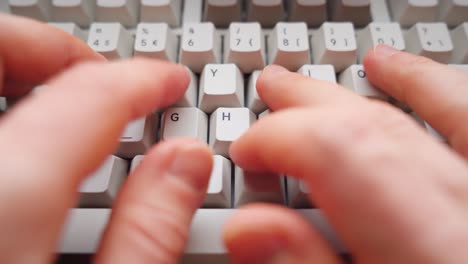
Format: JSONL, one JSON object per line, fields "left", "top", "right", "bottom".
{"left": 1, "top": 0, "right": 468, "bottom": 263}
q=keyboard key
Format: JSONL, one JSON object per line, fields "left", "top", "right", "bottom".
{"left": 51, "top": 0, "right": 94, "bottom": 27}
{"left": 312, "top": 22, "right": 357, "bottom": 72}
{"left": 234, "top": 168, "right": 285, "bottom": 207}
{"left": 424, "top": 122, "right": 447, "bottom": 142}
{"left": 140, "top": 0, "right": 181, "bottom": 27}
{"left": 297, "top": 64, "right": 337, "bottom": 83}
{"left": 9, "top": 0, "right": 50, "bottom": 21}
{"left": 88, "top": 23, "right": 134, "bottom": 60}
{"left": 340, "top": 65, "right": 389, "bottom": 100}
{"left": 79, "top": 156, "right": 128, "bottom": 208}
{"left": 357, "top": 22, "right": 405, "bottom": 62}
{"left": 439, "top": 0, "right": 468, "bottom": 27}
{"left": 224, "top": 22, "right": 265, "bottom": 73}
{"left": 48, "top": 22, "right": 86, "bottom": 41}
{"left": 130, "top": 155, "right": 144, "bottom": 171}
{"left": 405, "top": 23, "right": 453, "bottom": 63}
{"left": 451, "top": 23, "right": 468, "bottom": 64}
{"left": 247, "top": 70, "right": 268, "bottom": 114}
{"left": 288, "top": 0, "right": 327, "bottom": 27}
{"left": 269, "top": 22, "right": 310, "bottom": 71}
{"left": 389, "top": 0, "right": 439, "bottom": 27}
{"left": 96, "top": 0, "right": 139, "bottom": 27}
{"left": 247, "top": 0, "right": 284, "bottom": 27}
{"left": 161, "top": 107, "right": 208, "bottom": 142}
{"left": 180, "top": 23, "right": 220, "bottom": 73}
{"left": 209, "top": 107, "right": 256, "bottom": 157}
{"left": 117, "top": 116, "right": 157, "bottom": 158}
{"left": 203, "top": 155, "right": 232, "bottom": 208}
{"left": 204, "top": 0, "right": 242, "bottom": 27}
{"left": 329, "top": 0, "right": 372, "bottom": 27}
{"left": 173, "top": 67, "right": 197, "bottom": 107}
{"left": 287, "top": 177, "right": 311, "bottom": 208}
{"left": 259, "top": 109, "right": 270, "bottom": 118}
{"left": 450, "top": 64, "right": 468, "bottom": 72}
{"left": 60, "top": 208, "right": 345, "bottom": 256}
{"left": 134, "top": 23, "right": 177, "bottom": 61}
{"left": 199, "top": 64, "right": 244, "bottom": 113}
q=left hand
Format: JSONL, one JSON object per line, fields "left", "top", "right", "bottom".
{"left": 0, "top": 14, "right": 213, "bottom": 264}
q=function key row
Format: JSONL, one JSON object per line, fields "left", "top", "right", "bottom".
{"left": 7, "top": 0, "right": 468, "bottom": 28}
{"left": 52, "top": 21, "right": 468, "bottom": 72}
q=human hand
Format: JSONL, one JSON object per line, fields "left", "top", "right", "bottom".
{"left": 226, "top": 45, "right": 468, "bottom": 264}
{"left": 0, "top": 14, "right": 213, "bottom": 264}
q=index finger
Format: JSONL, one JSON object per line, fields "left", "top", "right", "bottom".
{"left": 0, "top": 14, "right": 103, "bottom": 96}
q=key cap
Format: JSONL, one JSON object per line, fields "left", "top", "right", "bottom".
{"left": 48, "top": 22, "right": 86, "bottom": 41}
{"left": 199, "top": 64, "right": 244, "bottom": 113}
{"left": 59, "top": 208, "right": 346, "bottom": 256}
{"left": 297, "top": 64, "right": 337, "bottom": 83}
{"left": 287, "top": 177, "right": 312, "bottom": 208}
{"left": 51, "top": 0, "right": 94, "bottom": 27}
{"left": 204, "top": 155, "right": 232, "bottom": 208}
{"left": 269, "top": 22, "right": 310, "bottom": 71}
{"left": 357, "top": 22, "right": 405, "bottom": 62}
{"left": 225, "top": 22, "right": 265, "bottom": 73}
{"left": 247, "top": 70, "right": 268, "bottom": 114}
{"left": 79, "top": 156, "right": 128, "bottom": 208}
{"left": 288, "top": 0, "right": 327, "bottom": 27}
{"left": 180, "top": 23, "right": 220, "bottom": 73}
{"left": 88, "top": 23, "right": 133, "bottom": 60}
{"left": 140, "top": 0, "right": 181, "bottom": 27}
{"left": 173, "top": 67, "right": 197, "bottom": 107}
{"left": 340, "top": 65, "right": 389, "bottom": 100}
{"left": 389, "top": 0, "right": 439, "bottom": 27}
{"left": 329, "top": 0, "right": 372, "bottom": 27}
{"left": 134, "top": 23, "right": 177, "bottom": 61}
{"left": 439, "top": 0, "right": 468, "bottom": 27}
{"left": 451, "top": 23, "right": 468, "bottom": 64}
{"left": 424, "top": 122, "right": 447, "bottom": 142}
{"left": 450, "top": 64, "right": 468, "bottom": 72}
{"left": 116, "top": 115, "right": 157, "bottom": 158}
{"left": 9, "top": 0, "right": 50, "bottom": 21}
{"left": 0, "top": 98, "right": 7, "bottom": 113}
{"left": 312, "top": 22, "right": 357, "bottom": 72}
{"left": 247, "top": 0, "right": 284, "bottom": 27}
{"left": 130, "top": 155, "right": 144, "bottom": 171}
{"left": 405, "top": 23, "right": 453, "bottom": 63}
{"left": 209, "top": 107, "right": 256, "bottom": 157}
{"left": 96, "top": 0, "right": 139, "bottom": 27}
{"left": 161, "top": 107, "right": 208, "bottom": 142}
{"left": 204, "top": 0, "right": 242, "bottom": 27}
{"left": 234, "top": 168, "right": 285, "bottom": 207}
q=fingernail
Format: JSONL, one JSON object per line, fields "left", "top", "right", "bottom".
{"left": 261, "top": 65, "right": 289, "bottom": 81}
{"left": 168, "top": 141, "right": 212, "bottom": 191}
{"left": 373, "top": 44, "right": 400, "bottom": 58}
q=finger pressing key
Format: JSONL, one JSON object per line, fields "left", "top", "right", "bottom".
{"left": 364, "top": 44, "right": 468, "bottom": 157}
{"left": 96, "top": 139, "right": 213, "bottom": 263}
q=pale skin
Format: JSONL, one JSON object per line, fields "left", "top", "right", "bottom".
{"left": 1, "top": 14, "right": 468, "bottom": 264}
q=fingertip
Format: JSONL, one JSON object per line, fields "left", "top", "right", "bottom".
{"left": 167, "top": 138, "right": 213, "bottom": 191}
{"left": 256, "top": 65, "right": 290, "bottom": 95}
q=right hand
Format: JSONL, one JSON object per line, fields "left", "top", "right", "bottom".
{"left": 225, "top": 45, "right": 468, "bottom": 264}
